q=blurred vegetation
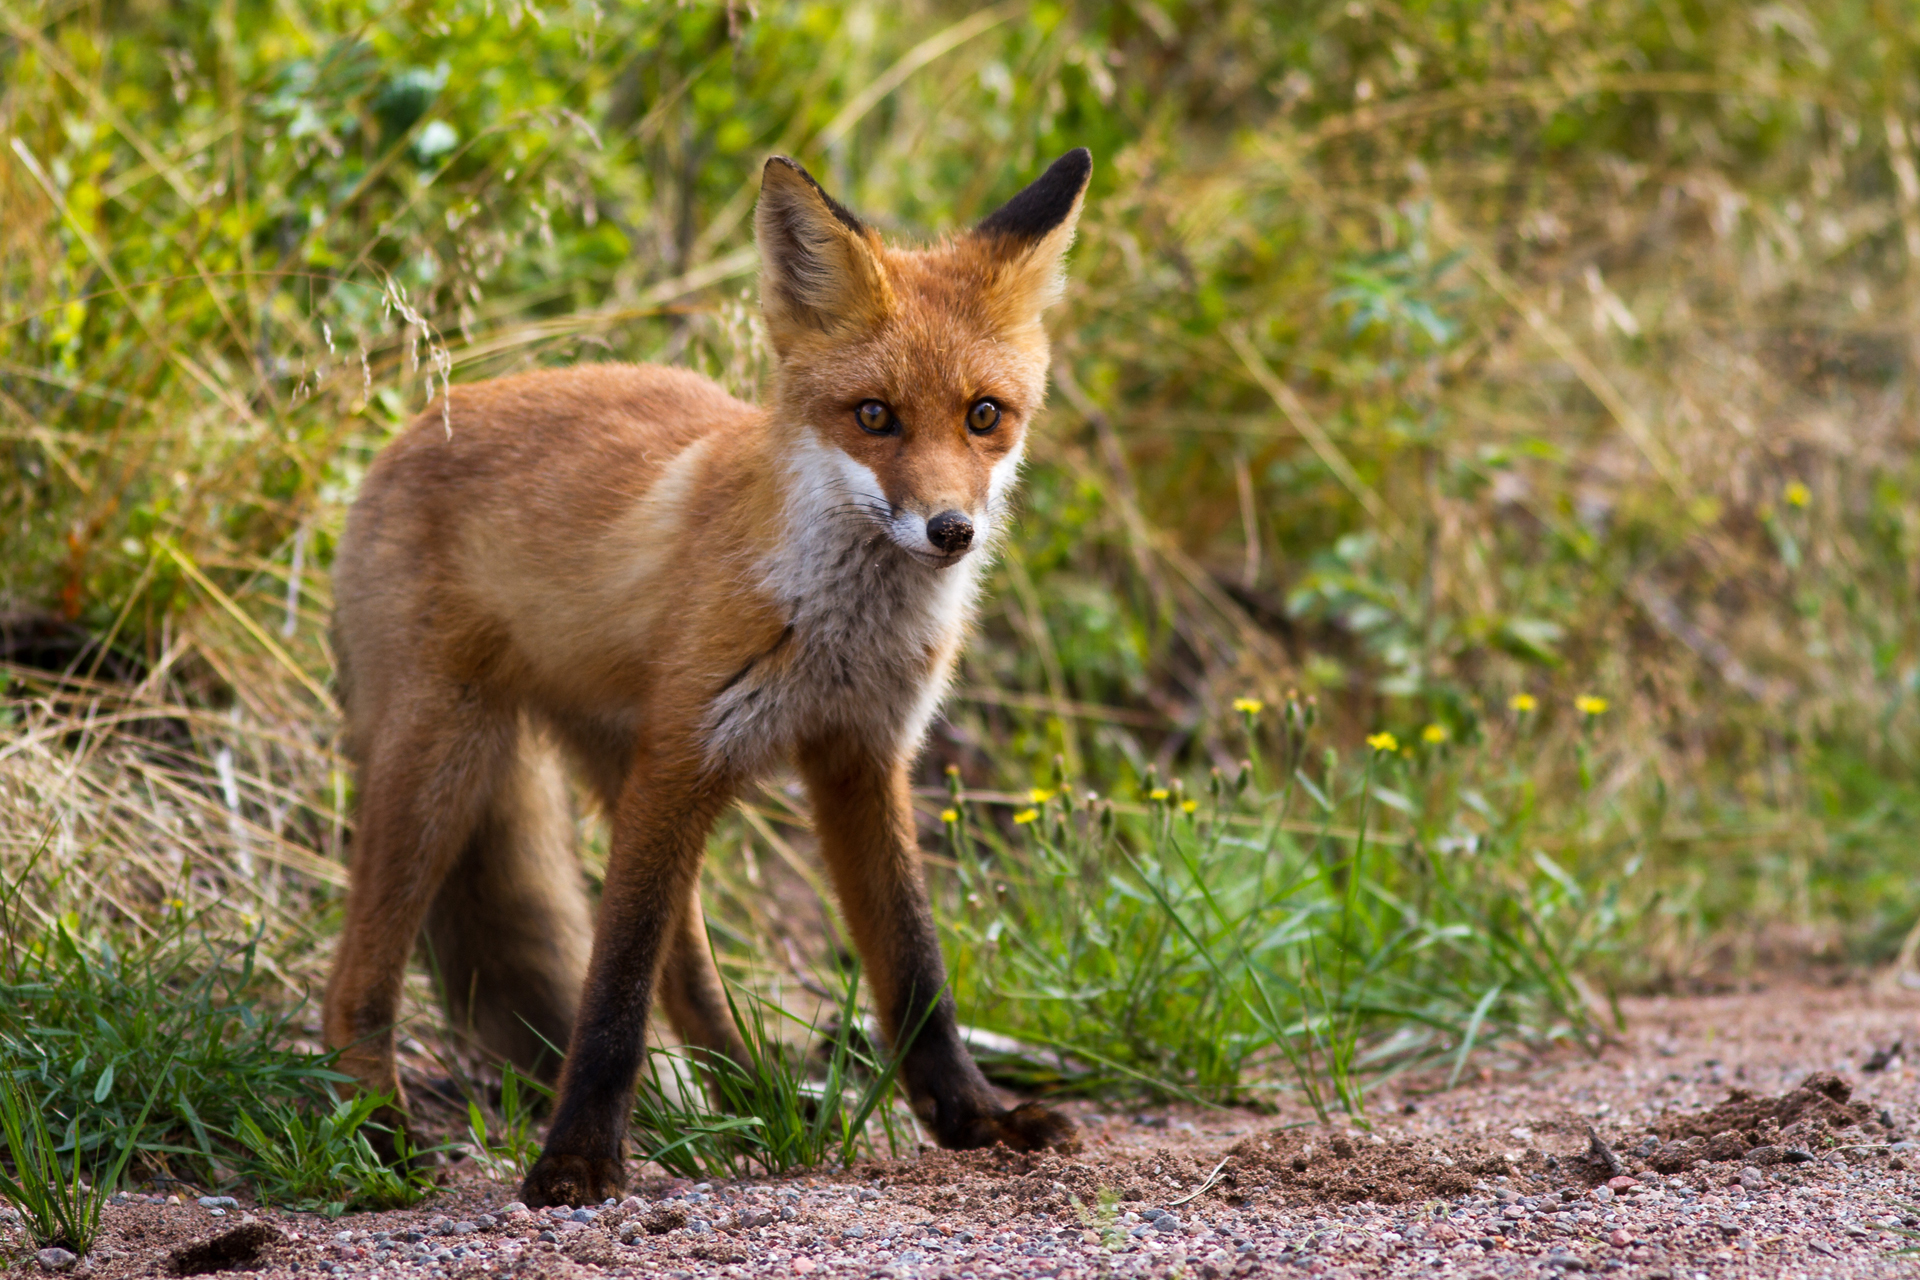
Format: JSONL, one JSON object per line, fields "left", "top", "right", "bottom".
{"left": 3, "top": 0, "right": 1920, "bottom": 1139}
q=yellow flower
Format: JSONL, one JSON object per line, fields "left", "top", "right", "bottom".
{"left": 1422, "top": 723, "right": 1448, "bottom": 744}
{"left": 1232, "top": 697, "right": 1264, "bottom": 715}
{"left": 1012, "top": 808, "right": 1039, "bottom": 825}
{"left": 939, "top": 808, "right": 959, "bottom": 824}
{"left": 1029, "top": 788, "right": 1056, "bottom": 804}
{"left": 1366, "top": 731, "right": 1398, "bottom": 753}
{"left": 1148, "top": 788, "right": 1170, "bottom": 801}
{"left": 1509, "top": 693, "right": 1537, "bottom": 713}
{"left": 165, "top": 897, "right": 186, "bottom": 910}
{"left": 1784, "top": 481, "right": 1810, "bottom": 508}
{"left": 1181, "top": 799, "right": 1198, "bottom": 814}
{"left": 1575, "top": 695, "right": 1609, "bottom": 716}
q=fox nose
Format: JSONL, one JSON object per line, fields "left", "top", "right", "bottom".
{"left": 925, "top": 510, "right": 974, "bottom": 555}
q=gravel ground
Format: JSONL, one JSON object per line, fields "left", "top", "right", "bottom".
{"left": 18, "top": 982, "right": 1920, "bottom": 1279}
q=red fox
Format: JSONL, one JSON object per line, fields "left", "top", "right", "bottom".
{"left": 323, "top": 148, "right": 1091, "bottom": 1206}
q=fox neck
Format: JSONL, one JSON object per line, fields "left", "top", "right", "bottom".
{"left": 770, "top": 424, "right": 987, "bottom": 652}
{"left": 710, "top": 426, "right": 991, "bottom": 769}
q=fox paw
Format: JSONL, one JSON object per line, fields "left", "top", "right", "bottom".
{"left": 992, "top": 1100, "right": 1078, "bottom": 1153}
{"left": 946, "top": 1100, "right": 1077, "bottom": 1154}
{"left": 521, "top": 1152, "right": 625, "bottom": 1208}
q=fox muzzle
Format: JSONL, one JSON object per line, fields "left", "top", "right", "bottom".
{"left": 925, "top": 510, "right": 975, "bottom": 556}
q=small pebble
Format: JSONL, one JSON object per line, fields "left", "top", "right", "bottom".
{"left": 35, "top": 1249, "right": 77, "bottom": 1274}
{"left": 198, "top": 1196, "right": 239, "bottom": 1210}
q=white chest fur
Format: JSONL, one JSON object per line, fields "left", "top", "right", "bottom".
{"left": 698, "top": 440, "right": 984, "bottom": 774}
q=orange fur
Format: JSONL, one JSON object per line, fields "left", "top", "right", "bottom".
{"left": 323, "top": 150, "right": 1092, "bottom": 1206}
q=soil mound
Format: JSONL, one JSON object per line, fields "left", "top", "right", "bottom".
{"left": 1654, "top": 1070, "right": 1874, "bottom": 1143}
{"left": 1631, "top": 1071, "right": 1885, "bottom": 1174}
{"left": 1222, "top": 1128, "right": 1531, "bottom": 1205}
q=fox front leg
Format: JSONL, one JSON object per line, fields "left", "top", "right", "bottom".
{"left": 519, "top": 750, "right": 736, "bottom": 1208}
{"left": 798, "top": 735, "right": 1075, "bottom": 1153}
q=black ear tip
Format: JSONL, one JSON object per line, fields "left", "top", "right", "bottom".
{"left": 976, "top": 147, "right": 1094, "bottom": 242}
{"left": 763, "top": 155, "right": 805, "bottom": 179}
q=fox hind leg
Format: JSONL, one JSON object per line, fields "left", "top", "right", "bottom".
{"left": 424, "top": 717, "right": 593, "bottom": 1084}
{"left": 323, "top": 687, "right": 518, "bottom": 1120}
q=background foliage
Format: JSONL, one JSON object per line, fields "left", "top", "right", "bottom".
{"left": 3, "top": 0, "right": 1920, "bottom": 1151}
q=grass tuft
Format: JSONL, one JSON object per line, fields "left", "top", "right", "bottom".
{"left": 232, "top": 1092, "right": 435, "bottom": 1217}
{"left": 630, "top": 960, "right": 916, "bottom": 1180}
{"left": 0, "top": 1073, "right": 153, "bottom": 1253}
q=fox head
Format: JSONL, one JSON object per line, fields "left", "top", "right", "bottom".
{"left": 754, "top": 148, "right": 1091, "bottom": 567}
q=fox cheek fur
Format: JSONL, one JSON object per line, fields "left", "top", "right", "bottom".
{"left": 321, "top": 147, "right": 1092, "bottom": 1209}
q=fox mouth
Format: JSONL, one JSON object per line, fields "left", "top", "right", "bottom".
{"left": 861, "top": 504, "right": 974, "bottom": 568}
{"left": 890, "top": 538, "right": 969, "bottom": 569}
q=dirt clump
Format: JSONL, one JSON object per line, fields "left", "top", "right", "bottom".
{"left": 1635, "top": 1071, "right": 1879, "bottom": 1174}
{"left": 168, "top": 1222, "right": 285, "bottom": 1275}
{"left": 1656, "top": 1070, "right": 1874, "bottom": 1142}
{"left": 1223, "top": 1127, "right": 1524, "bottom": 1205}
{"left": 638, "top": 1205, "right": 686, "bottom": 1235}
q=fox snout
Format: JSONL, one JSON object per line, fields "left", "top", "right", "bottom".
{"left": 925, "top": 510, "right": 974, "bottom": 555}
{"left": 886, "top": 503, "right": 980, "bottom": 564}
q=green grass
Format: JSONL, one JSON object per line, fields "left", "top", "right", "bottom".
{"left": 0, "top": 847, "right": 424, "bottom": 1213}
{"left": 939, "top": 695, "right": 1620, "bottom": 1118}
{"left": 629, "top": 962, "right": 916, "bottom": 1180}
{"left": 462, "top": 1064, "right": 544, "bottom": 1185}
{"left": 232, "top": 1093, "right": 435, "bottom": 1217}
{"left": 0, "top": 903, "right": 346, "bottom": 1185}
{"left": 0, "top": 1074, "right": 153, "bottom": 1253}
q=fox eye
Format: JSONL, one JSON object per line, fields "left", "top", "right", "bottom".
{"left": 967, "top": 399, "right": 1001, "bottom": 434}
{"left": 855, "top": 400, "right": 897, "bottom": 435}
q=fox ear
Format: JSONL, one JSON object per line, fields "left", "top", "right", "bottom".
{"left": 973, "top": 148, "right": 1093, "bottom": 319}
{"left": 755, "top": 157, "right": 893, "bottom": 349}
